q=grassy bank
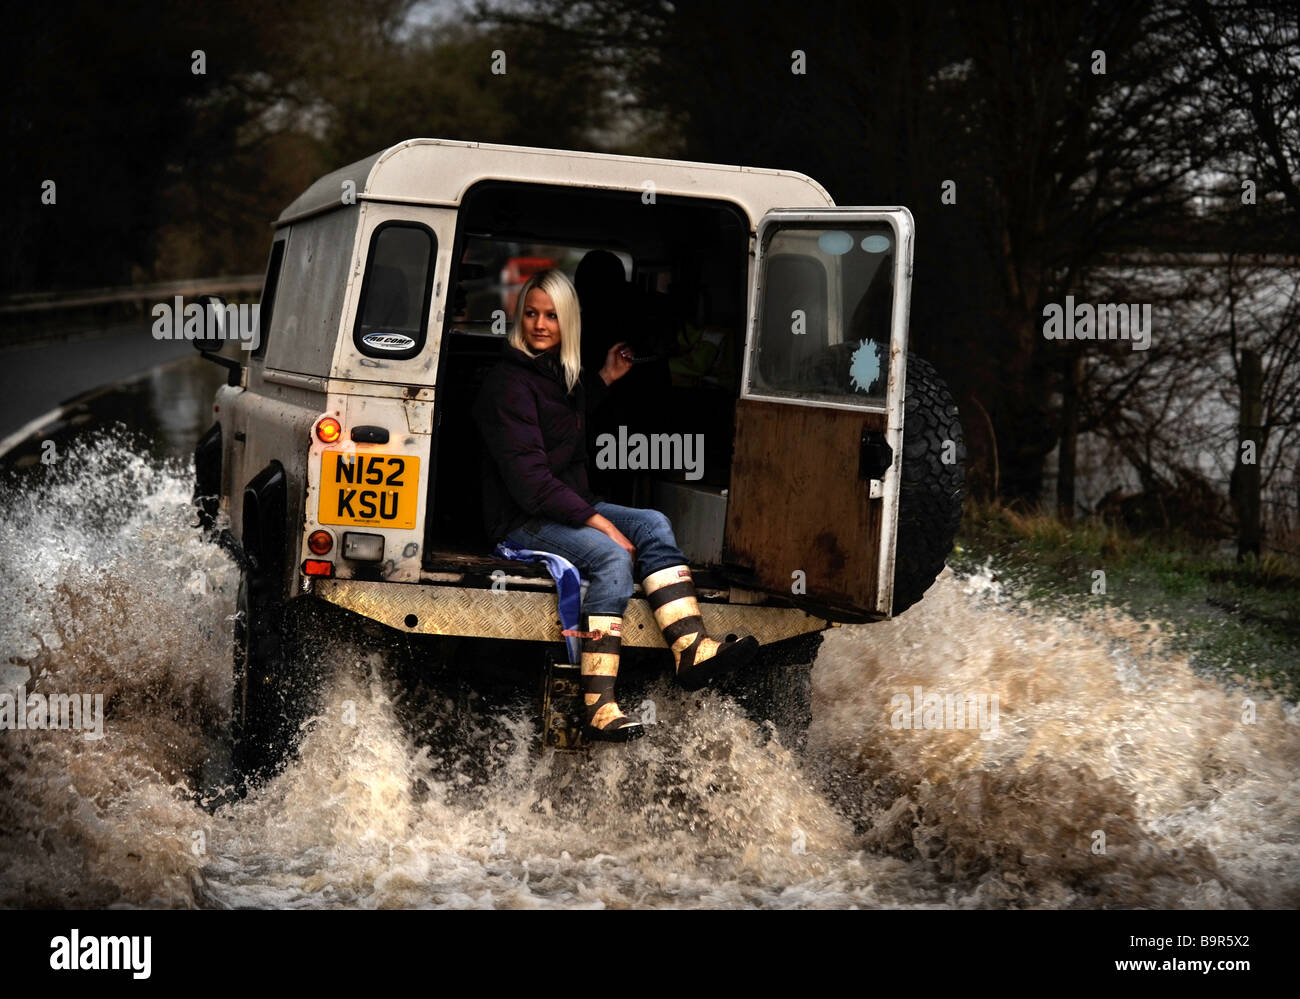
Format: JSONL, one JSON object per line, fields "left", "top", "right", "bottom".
{"left": 949, "top": 502, "right": 1300, "bottom": 700}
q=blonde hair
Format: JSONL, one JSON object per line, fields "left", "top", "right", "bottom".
{"left": 508, "top": 268, "right": 583, "bottom": 393}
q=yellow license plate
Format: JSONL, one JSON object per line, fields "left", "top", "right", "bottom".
{"left": 318, "top": 452, "right": 420, "bottom": 529}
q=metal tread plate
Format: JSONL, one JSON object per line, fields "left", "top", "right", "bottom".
{"left": 314, "top": 579, "right": 830, "bottom": 648}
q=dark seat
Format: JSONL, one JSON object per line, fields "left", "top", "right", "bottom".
{"left": 429, "top": 333, "right": 507, "bottom": 553}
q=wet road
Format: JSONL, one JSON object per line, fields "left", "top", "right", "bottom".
{"left": 0, "top": 344, "right": 225, "bottom": 470}
{"left": 0, "top": 323, "right": 202, "bottom": 444}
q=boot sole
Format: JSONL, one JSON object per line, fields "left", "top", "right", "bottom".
{"left": 584, "top": 721, "right": 646, "bottom": 742}
{"left": 677, "top": 636, "right": 760, "bottom": 691}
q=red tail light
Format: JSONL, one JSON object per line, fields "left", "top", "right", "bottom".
{"left": 302, "top": 559, "right": 334, "bottom": 577}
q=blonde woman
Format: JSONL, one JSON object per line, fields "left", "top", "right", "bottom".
{"left": 472, "top": 269, "right": 759, "bottom": 742}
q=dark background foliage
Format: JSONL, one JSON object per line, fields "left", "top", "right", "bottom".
{"left": 3, "top": 0, "right": 1296, "bottom": 522}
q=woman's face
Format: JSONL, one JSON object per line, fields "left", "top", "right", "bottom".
{"left": 521, "top": 287, "right": 561, "bottom": 351}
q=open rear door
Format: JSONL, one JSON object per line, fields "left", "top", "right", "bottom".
{"left": 724, "top": 208, "right": 913, "bottom": 620}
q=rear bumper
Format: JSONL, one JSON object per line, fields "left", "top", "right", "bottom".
{"left": 312, "top": 578, "right": 834, "bottom": 648}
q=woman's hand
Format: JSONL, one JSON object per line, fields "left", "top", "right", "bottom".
{"left": 599, "top": 341, "right": 634, "bottom": 385}
{"left": 585, "top": 512, "right": 636, "bottom": 560}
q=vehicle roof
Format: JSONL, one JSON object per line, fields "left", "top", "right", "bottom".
{"left": 276, "top": 137, "right": 836, "bottom": 226}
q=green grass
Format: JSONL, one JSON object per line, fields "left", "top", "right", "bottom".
{"left": 950, "top": 502, "right": 1300, "bottom": 700}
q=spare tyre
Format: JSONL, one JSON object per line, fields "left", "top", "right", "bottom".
{"left": 892, "top": 355, "right": 965, "bottom": 614}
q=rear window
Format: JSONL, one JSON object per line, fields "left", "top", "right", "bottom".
{"left": 353, "top": 222, "right": 438, "bottom": 360}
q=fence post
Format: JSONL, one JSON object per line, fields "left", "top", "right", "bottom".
{"left": 1236, "top": 349, "right": 1263, "bottom": 559}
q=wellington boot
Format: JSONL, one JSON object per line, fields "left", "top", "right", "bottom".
{"left": 642, "top": 565, "right": 759, "bottom": 691}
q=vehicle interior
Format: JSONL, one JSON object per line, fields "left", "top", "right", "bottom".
{"left": 422, "top": 180, "right": 751, "bottom": 578}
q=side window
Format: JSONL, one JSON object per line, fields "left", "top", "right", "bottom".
{"left": 354, "top": 222, "right": 438, "bottom": 360}
{"left": 749, "top": 222, "right": 896, "bottom": 406}
{"left": 253, "top": 236, "right": 286, "bottom": 359}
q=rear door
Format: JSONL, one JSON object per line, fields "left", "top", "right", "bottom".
{"left": 724, "top": 208, "right": 913, "bottom": 620}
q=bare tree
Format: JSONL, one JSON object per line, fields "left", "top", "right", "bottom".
{"left": 1190, "top": 0, "right": 1300, "bottom": 219}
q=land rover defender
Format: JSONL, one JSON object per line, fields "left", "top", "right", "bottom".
{"left": 192, "top": 138, "right": 965, "bottom": 780}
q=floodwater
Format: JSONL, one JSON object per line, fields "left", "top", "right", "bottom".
{"left": 0, "top": 359, "right": 1296, "bottom": 908}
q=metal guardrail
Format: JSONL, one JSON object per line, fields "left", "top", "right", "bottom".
{"left": 1093, "top": 252, "right": 1300, "bottom": 268}
{"left": 0, "top": 275, "right": 263, "bottom": 315}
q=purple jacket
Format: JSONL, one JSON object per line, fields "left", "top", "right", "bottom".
{"left": 473, "top": 344, "right": 610, "bottom": 543}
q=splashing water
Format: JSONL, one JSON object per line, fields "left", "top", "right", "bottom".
{"left": 0, "top": 435, "right": 1295, "bottom": 908}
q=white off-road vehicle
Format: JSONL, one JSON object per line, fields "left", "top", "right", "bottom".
{"left": 193, "top": 138, "right": 964, "bottom": 781}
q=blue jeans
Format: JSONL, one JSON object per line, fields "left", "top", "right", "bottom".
{"left": 503, "top": 502, "right": 687, "bottom": 616}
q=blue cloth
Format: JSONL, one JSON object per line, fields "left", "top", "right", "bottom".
{"left": 493, "top": 542, "right": 586, "bottom": 665}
